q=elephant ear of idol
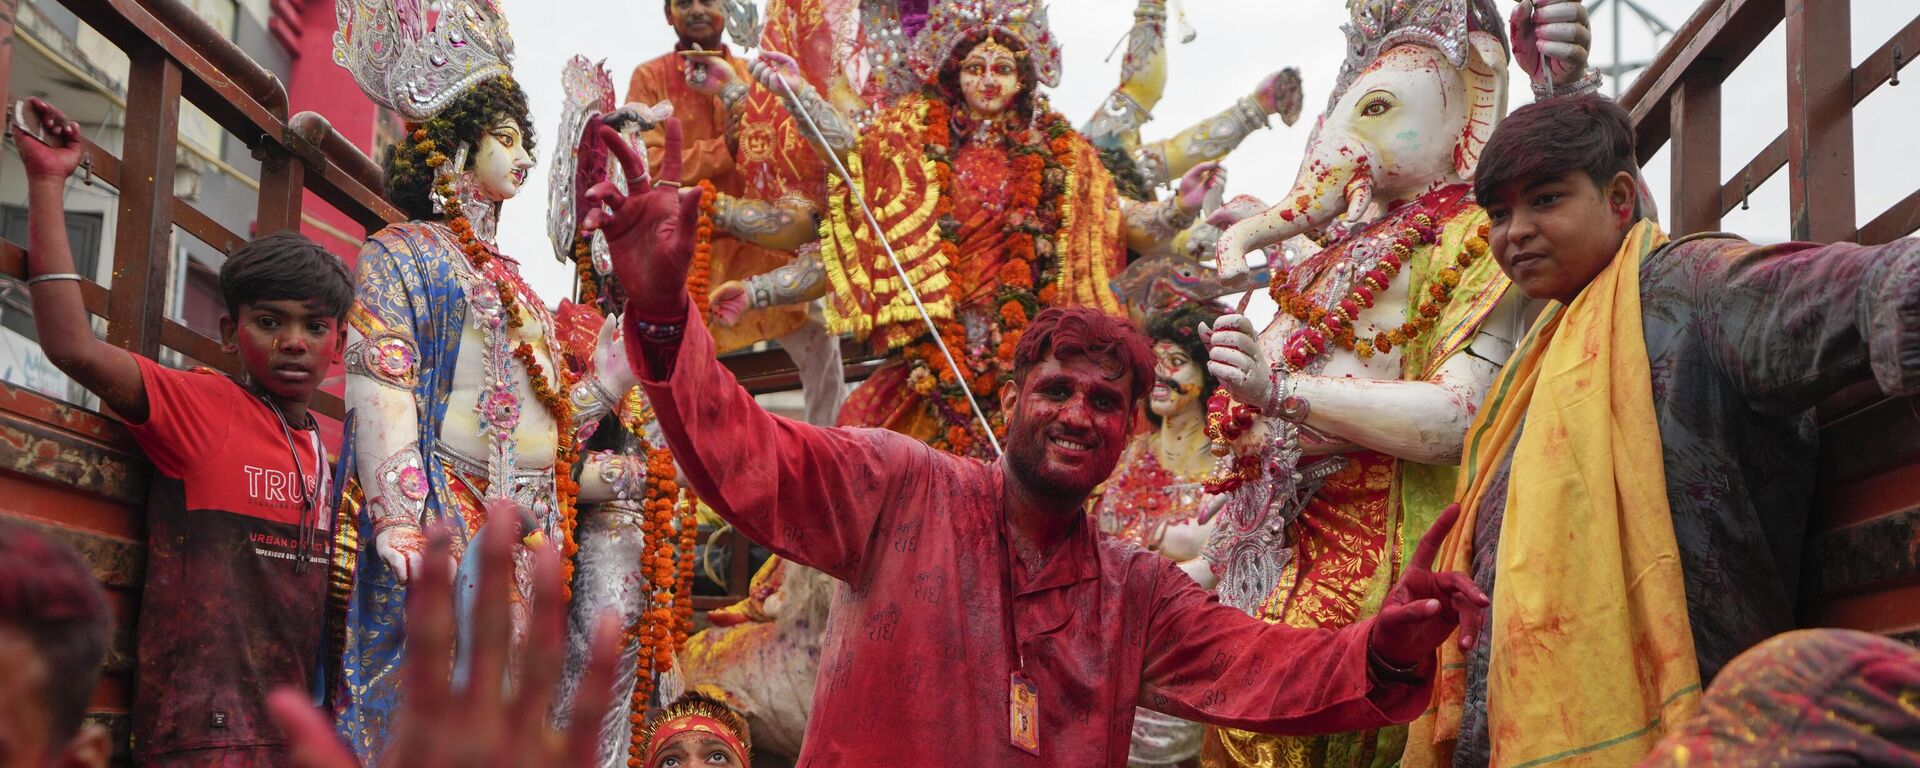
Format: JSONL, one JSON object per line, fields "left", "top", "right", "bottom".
{"left": 1214, "top": 0, "right": 1509, "bottom": 279}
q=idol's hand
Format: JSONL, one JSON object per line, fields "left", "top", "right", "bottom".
{"left": 685, "top": 58, "right": 737, "bottom": 96}
{"left": 709, "top": 281, "right": 751, "bottom": 327}
{"left": 1512, "top": 0, "right": 1592, "bottom": 85}
{"left": 590, "top": 312, "right": 632, "bottom": 387}
{"left": 270, "top": 511, "right": 626, "bottom": 768}
{"left": 1252, "top": 67, "right": 1304, "bottom": 127}
{"left": 579, "top": 118, "right": 704, "bottom": 321}
{"left": 1205, "top": 194, "right": 1267, "bottom": 230}
{"left": 1202, "top": 313, "right": 1271, "bottom": 409}
{"left": 375, "top": 524, "right": 428, "bottom": 584}
{"left": 1370, "top": 504, "right": 1489, "bottom": 672}
{"left": 603, "top": 100, "right": 675, "bottom": 134}
{"left": 748, "top": 51, "right": 806, "bottom": 97}
{"left": 1176, "top": 162, "right": 1225, "bottom": 214}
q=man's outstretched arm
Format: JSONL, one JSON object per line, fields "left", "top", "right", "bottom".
{"left": 1137, "top": 504, "right": 1486, "bottom": 732}
{"left": 627, "top": 305, "right": 925, "bottom": 581}
{"left": 585, "top": 116, "right": 920, "bottom": 582}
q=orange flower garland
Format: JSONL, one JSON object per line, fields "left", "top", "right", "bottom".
{"left": 432, "top": 160, "right": 582, "bottom": 597}
{"left": 511, "top": 342, "right": 581, "bottom": 596}
{"left": 689, "top": 180, "right": 717, "bottom": 324}
{"left": 625, "top": 445, "right": 680, "bottom": 768}
{"left": 1267, "top": 197, "right": 1490, "bottom": 370}
{"left": 571, "top": 236, "right": 598, "bottom": 308}
{"left": 674, "top": 493, "right": 698, "bottom": 645}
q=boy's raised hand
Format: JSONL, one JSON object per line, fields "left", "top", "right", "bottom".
{"left": 13, "top": 97, "right": 84, "bottom": 180}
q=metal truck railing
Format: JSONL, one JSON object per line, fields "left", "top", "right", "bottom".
{"left": 2, "top": 0, "right": 1915, "bottom": 761}
{"left": 0, "top": 0, "right": 763, "bottom": 754}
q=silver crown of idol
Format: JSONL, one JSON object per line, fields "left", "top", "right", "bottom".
{"left": 1327, "top": 0, "right": 1506, "bottom": 111}
{"left": 909, "top": 0, "right": 1062, "bottom": 89}
{"left": 333, "top": 0, "right": 517, "bottom": 122}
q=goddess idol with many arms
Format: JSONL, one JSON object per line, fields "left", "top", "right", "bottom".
{"left": 329, "top": 0, "right": 650, "bottom": 759}
{"left": 744, "top": 0, "right": 1223, "bottom": 451}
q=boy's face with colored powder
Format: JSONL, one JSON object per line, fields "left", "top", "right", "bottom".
{"left": 220, "top": 298, "right": 347, "bottom": 410}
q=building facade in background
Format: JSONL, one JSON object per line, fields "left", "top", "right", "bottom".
{"left": 0, "top": 0, "right": 378, "bottom": 405}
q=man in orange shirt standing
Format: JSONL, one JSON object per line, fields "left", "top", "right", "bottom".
{"left": 626, "top": 0, "right": 845, "bottom": 425}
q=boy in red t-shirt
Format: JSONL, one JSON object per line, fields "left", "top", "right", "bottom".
{"left": 13, "top": 98, "right": 352, "bottom": 767}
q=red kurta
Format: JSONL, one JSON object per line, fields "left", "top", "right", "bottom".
{"left": 634, "top": 308, "right": 1434, "bottom": 766}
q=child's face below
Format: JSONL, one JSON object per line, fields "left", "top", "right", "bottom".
{"left": 0, "top": 626, "right": 106, "bottom": 768}
{"left": 221, "top": 299, "right": 346, "bottom": 406}
{"left": 650, "top": 731, "right": 743, "bottom": 767}
{"left": 1484, "top": 170, "right": 1639, "bottom": 305}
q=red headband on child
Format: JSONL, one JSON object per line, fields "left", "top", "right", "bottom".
{"left": 642, "top": 714, "right": 747, "bottom": 764}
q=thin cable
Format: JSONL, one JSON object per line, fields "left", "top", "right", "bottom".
{"left": 773, "top": 74, "right": 1003, "bottom": 457}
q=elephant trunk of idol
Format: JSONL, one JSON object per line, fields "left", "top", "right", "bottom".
{"left": 1214, "top": 127, "right": 1377, "bottom": 278}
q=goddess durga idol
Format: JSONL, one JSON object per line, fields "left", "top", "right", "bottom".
{"left": 743, "top": 0, "right": 1223, "bottom": 452}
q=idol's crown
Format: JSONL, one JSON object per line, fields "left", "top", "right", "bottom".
{"left": 911, "top": 0, "right": 1062, "bottom": 89}
{"left": 332, "top": 0, "right": 516, "bottom": 122}
{"left": 1330, "top": 0, "right": 1506, "bottom": 108}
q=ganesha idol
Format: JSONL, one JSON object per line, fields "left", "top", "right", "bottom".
{"left": 1195, "top": 0, "right": 1599, "bottom": 766}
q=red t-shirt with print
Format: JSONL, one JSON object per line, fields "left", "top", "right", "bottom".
{"left": 124, "top": 355, "right": 331, "bottom": 762}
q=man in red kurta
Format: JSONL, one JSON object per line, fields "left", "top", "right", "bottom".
{"left": 584, "top": 123, "right": 1489, "bottom": 767}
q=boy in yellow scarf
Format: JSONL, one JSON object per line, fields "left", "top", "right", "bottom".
{"left": 1404, "top": 94, "right": 1920, "bottom": 767}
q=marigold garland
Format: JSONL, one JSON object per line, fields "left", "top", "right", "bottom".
{"left": 625, "top": 445, "right": 681, "bottom": 767}
{"left": 674, "top": 493, "right": 698, "bottom": 645}
{"left": 689, "top": 180, "right": 717, "bottom": 323}
{"left": 571, "top": 236, "right": 598, "bottom": 308}
{"left": 1266, "top": 194, "right": 1491, "bottom": 372}
{"left": 433, "top": 161, "right": 582, "bottom": 598}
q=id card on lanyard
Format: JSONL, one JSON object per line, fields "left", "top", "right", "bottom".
{"left": 1000, "top": 514, "right": 1040, "bottom": 755}
{"left": 1009, "top": 670, "right": 1040, "bottom": 754}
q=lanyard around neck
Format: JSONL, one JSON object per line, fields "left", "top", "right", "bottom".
{"left": 998, "top": 506, "right": 1025, "bottom": 674}
{"left": 262, "top": 393, "right": 328, "bottom": 573}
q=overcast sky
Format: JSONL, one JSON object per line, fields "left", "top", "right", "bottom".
{"left": 490, "top": 0, "right": 1918, "bottom": 303}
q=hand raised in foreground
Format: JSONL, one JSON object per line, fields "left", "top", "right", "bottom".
{"left": 12, "top": 97, "right": 85, "bottom": 180}
{"left": 578, "top": 117, "right": 706, "bottom": 321}
{"left": 269, "top": 504, "right": 625, "bottom": 768}
{"left": 1369, "top": 503, "right": 1489, "bottom": 674}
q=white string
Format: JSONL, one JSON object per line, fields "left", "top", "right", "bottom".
{"left": 772, "top": 74, "right": 1004, "bottom": 457}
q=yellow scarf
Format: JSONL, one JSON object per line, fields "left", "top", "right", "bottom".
{"left": 1404, "top": 221, "right": 1702, "bottom": 767}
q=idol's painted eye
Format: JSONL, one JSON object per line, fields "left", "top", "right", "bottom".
{"left": 1361, "top": 99, "right": 1391, "bottom": 117}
